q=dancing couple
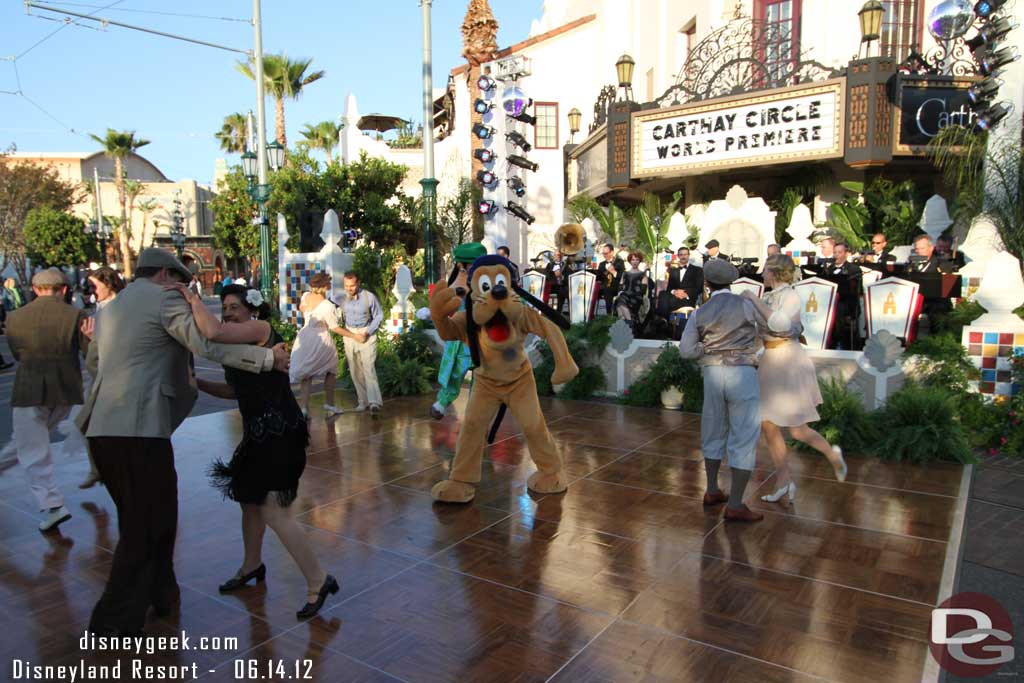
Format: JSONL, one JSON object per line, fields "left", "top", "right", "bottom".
{"left": 680, "top": 255, "right": 846, "bottom": 522}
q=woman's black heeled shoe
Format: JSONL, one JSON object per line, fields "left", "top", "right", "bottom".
{"left": 218, "top": 564, "right": 266, "bottom": 593}
{"left": 296, "top": 575, "right": 339, "bottom": 619}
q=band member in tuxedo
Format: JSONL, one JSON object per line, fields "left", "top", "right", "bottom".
{"left": 766, "top": 244, "right": 781, "bottom": 258}
{"left": 828, "top": 243, "right": 862, "bottom": 350}
{"left": 815, "top": 237, "right": 835, "bottom": 265}
{"left": 703, "top": 239, "right": 730, "bottom": 264}
{"left": 867, "top": 233, "right": 895, "bottom": 264}
{"left": 657, "top": 247, "right": 703, "bottom": 318}
{"left": 545, "top": 251, "right": 568, "bottom": 315}
{"left": 911, "top": 234, "right": 956, "bottom": 321}
{"left": 910, "top": 235, "right": 955, "bottom": 273}
{"left": 596, "top": 243, "right": 625, "bottom": 316}
{"left": 936, "top": 235, "right": 965, "bottom": 269}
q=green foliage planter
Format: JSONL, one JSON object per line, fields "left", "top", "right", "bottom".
{"left": 793, "top": 379, "right": 876, "bottom": 455}
{"left": 873, "top": 384, "right": 975, "bottom": 464}
{"left": 534, "top": 317, "right": 614, "bottom": 400}
{"left": 622, "top": 344, "right": 703, "bottom": 412}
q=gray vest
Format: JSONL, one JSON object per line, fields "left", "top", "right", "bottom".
{"left": 694, "top": 292, "right": 759, "bottom": 366}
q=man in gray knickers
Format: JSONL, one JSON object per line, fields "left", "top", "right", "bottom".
{"left": 679, "top": 259, "right": 765, "bottom": 522}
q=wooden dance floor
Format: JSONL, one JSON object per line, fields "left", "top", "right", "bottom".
{"left": 0, "top": 393, "right": 969, "bottom": 682}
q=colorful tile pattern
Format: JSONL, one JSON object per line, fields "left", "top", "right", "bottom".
{"left": 963, "top": 327, "right": 1024, "bottom": 397}
{"left": 282, "top": 261, "right": 325, "bottom": 327}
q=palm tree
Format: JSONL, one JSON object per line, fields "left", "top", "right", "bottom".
{"left": 89, "top": 128, "right": 150, "bottom": 276}
{"left": 235, "top": 54, "right": 325, "bottom": 148}
{"left": 124, "top": 179, "right": 145, "bottom": 255}
{"left": 299, "top": 120, "right": 342, "bottom": 163}
{"left": 216, "top": 113, "right": 248, "bottom": 154}
{"left": 137, "top": 198, "right": 158, "bottom": 251}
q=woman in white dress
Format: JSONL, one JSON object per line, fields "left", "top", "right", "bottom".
{"left": 290, "top": 273, "right": 344, "bottom": 418}
{"left": 741, "top": 254, "right": 847, "bottom": 504}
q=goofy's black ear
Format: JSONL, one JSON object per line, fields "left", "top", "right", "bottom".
{"left": 464, "top": 294, "right": 481, "bottom": 368}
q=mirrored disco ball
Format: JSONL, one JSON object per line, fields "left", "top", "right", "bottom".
{"left": 928, "top": 0, "right": 975, "bottom": 41}
{"left": 501, "top": 86, "right": 529, "bottom": 117}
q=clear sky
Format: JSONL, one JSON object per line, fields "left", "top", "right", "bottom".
{"left": 0, "top": 1, "right": 541, "bottom": 184}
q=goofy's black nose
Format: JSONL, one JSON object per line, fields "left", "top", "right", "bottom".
{"left": 491, "top": 283, "right": 508, "bottom": 300}
{"left": 455, "top": 287, "right": 467, "bottom": 297}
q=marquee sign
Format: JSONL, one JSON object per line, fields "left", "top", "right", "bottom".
{"left": 793, "top": 277, "right": 838, "bottom": 350}
{"left": 632, "top": 79, "right": 845, "bottom": 177}
{"left": 893, "top": 75, "right": 979, "bottom": 155}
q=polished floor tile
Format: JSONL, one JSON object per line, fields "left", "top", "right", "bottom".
{"left": 318, "top": 563, "right": 611, "bottom": 683}
{"left": 701, "top": 512, "right": 947, "bottom": 604}
{"left": 0, "top": 393, "right": 967, "bottom": 682}
{"left": 550, "top": 620, "right": 822, "bottom": 683}
{"left": 621, "top": 553, "right": 933, "bottom": 682}
{"left": 749, "top": 474, "right": 957, "bottom": 541}
{"left": 432, "top": 514, "right": 683, "bottom": 615}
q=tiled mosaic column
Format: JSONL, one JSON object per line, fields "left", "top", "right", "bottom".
{"left": 964, "top": 329, "right": 1024, "bottom": 399}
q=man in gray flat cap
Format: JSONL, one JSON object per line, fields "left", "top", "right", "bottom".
{"left": 5, "top": 268, "right": 91, "bottom": 532}
{"left": 679, "top": 258, "right": 766, "bottom": 522}
{"left": 80, "top": 248, "right": 291, "bottom": 636}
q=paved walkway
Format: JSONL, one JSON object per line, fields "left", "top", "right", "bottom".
{"left": 0, "top": 392, "right": 977, "bottom": 681}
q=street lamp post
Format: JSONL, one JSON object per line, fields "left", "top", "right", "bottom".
{"left": 251, "top": 0, "right": 274, "bottom": 304}
{"left": 88, "top": 219, "right": 110, "bottom": 263}
{"left": 241, "top": 140, "right": 284, "bottom": 299}
{"left": 420, "top": 0, "right": 438, "bottom": 284}
{"left": 170, "top": 190, "right": 186, "bottom": 260}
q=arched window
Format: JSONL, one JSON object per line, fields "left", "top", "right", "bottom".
{"left": 754, "top": 0, "right": 802, "bottom": 85}
{"left": 880, "top": 0, "right": 923, "bottom": 63}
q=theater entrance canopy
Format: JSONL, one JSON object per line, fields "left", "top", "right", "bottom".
{"left": 565, "top": 15, "right": 977, "bottom": 205}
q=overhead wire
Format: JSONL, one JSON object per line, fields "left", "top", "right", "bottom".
{"left": 30, "top": 1, "right": 250, "bottom": 24}
{"left": 17, "top": 0, "right": 126, "bottom": 59}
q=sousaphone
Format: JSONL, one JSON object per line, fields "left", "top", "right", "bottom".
{"left": 554, "top": 223, "right": 585, "bottom": 257}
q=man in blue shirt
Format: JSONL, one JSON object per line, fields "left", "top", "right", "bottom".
{"left": 337, "top": 272, "right": 384, "bottom": 415}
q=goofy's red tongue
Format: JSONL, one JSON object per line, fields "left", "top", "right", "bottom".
{"left": 485, "top": 313, "right": 510, "bottom": 342}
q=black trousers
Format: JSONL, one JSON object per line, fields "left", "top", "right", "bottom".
{"left": 600, "top": 288, "right": 618, "bottom": 316}
{"left": 88, "top": 437, "right": 179, "bottom": 635}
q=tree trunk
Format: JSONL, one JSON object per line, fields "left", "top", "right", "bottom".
{"left": 114, "top": 158, "right": 133, "bottom": 278}
{"left": 325, "top": 147, "right": 333, "bottom": 165}
{"left": 274, "top": 98, "right": 287, "bottom": 148}
{"left": 138, "top": 212, "right": 151, "bottom": 253}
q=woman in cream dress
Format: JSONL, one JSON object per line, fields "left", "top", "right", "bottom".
{"left": 742, "top": 254, "right": 847, "bottom": 504}
{"left": 289, "top": 273, "right": 344, "bottom": 418}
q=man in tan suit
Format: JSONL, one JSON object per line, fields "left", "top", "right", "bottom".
{"left": 6, "top": 267, "right": 90, "bottom": 532}
{"left": 81, "top": 248, "right": 289, "bottom": 636}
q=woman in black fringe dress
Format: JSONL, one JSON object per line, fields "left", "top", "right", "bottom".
{"left": 173, "top": 283, "right": 337, "bottom": 619}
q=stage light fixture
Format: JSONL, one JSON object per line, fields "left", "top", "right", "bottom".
{"left": 473, "top": 148, "right": 496, "bottom": 163}
{"left": 477, "top": 74, "right": 496, "bottom": 91}
{"left": 976, "top": 101, "right": 1012, "bottom": 130}
{"left": 476, "top": 169, "right": 496, "bottom": 187}
{"left": 506, "top": 131, "right": 532, "bottom": 152}
{"left": 507, "top": 177, "right": 526, "bottom": 197}
{"left": 980, "top": 45, "right": 1020, "bottom": 75}
{"left": 507, "top": 154, "right": 539, "bottom": 172}
{"left": 478, "top": 200, "right": 499, "bottom": 217}
{"left": 472, "top": 123, "right": 495, "bottom": 140}
{"left": 968, "top": 76, "right": 1003, "bottom": 104}
{"left": 974, "top": 0, "right": 1007, "bottom": 19}
{"left": 966, "top": 16, "right": 1018, "bottom": 50}
{"left": 506, "top": 201, "right": 536, "bottom": 225}
{"left": 510, "top": 110, "right": 537, "bottom": 125}
{"left": 474, "top": 98, "right": 494, "bottom": 115}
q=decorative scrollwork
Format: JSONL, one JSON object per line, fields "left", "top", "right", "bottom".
{"left": 653, "top": 17, "right": 840, "bottom": 108}
{"left": 901, "top": 13, "right": 983, "bottom": 76}
{"left": 588, "top": 84, "right": 617, "bottom": 134}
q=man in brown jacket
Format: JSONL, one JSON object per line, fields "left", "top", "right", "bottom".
{"left": 6, "top": 267, "right": 90, "bottom": 532}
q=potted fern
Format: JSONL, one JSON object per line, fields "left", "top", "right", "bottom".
{"left": 623, "top": 344, "right": 701, "bottom": 410}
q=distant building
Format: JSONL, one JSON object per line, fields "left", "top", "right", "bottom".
{"left": 4, "top": 151, "right": 229, "bottom": 287}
